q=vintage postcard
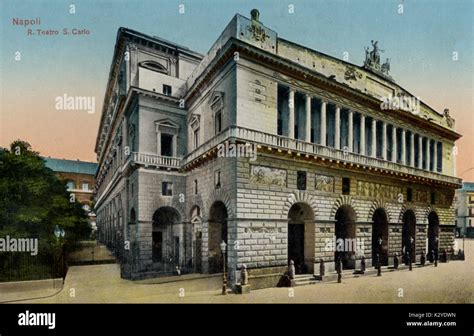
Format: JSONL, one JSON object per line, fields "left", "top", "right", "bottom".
{"left": 0, "top": 0, "right": 473, "bottom": 333}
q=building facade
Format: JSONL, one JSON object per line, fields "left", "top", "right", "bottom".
{"left": 455, "top": 182, "right": 474, "bottom": 237}
{"left": 44, "top": 157, "right": 98, "bottom": 231}
{"left": 94, "top": 10, "right": 461, "bottom": 287}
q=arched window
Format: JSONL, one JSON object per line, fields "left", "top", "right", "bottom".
{"left": 139, "top": 61, "right": 167, "bottom": 74}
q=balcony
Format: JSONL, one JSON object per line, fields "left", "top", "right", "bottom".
{"left": 183, "top": 126, "right": 462, "bottom": 186}
{"left": 129, "top": 152, "right": 181, "bottom": 169}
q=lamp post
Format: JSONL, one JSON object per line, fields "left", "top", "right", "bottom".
{"left": 220, "top": 240, "right": 227, "bottom": 295}
{"left": 54, "top": 225, "right": 66, "bottom": 280}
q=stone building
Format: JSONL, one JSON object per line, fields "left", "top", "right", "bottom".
{"left": 94, "top": 10, "right": 461, "bottom": 287}
{"left": 455, "top": 182, "right": 474, "bottom": 237}
{"left": 44, "top": 157, "right": 98, "bottom": 231}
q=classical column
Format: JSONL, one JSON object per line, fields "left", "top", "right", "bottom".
{"left": 426, "top": 139, "right": 431, "bottom": 171}
{"left": 433, "top": 140, "right": 438, "bottom": 172}
{"left": 382, "top": 122, "right": 387, "bottom": 160}
{"left": 305, "top": 94, "right": 311, "bottom": 143}
{"left": 320, "top": 100, "right": 327, "bottom": 146}
{"left": 401, "top": 129, "right": 406, "bottom": 165}
{"left": 410, "top": 132, "right": 415, "bottom": 167}
{"left": 335, "top": 106, "right": 341, "bottom": 149}
{"left": 391, "top": 126, "right": 397, "bottom": 162}
{"left": 371, "top": 119, "right": 377, "bottom": 158}
{"left": 288, "top": 89, "right": 295, "bottom": 139}
{"left": 360, "top": 114, "right": 366, "bottom": 155}
{"left": 348, "top": 110, "right": 354, "bottom": 152}
{"left": 418, "top": 135, "right": 423, "bottom": 169}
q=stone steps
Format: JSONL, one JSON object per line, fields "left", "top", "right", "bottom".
{"left": 292, "top": 274, "right": 319, "bottom": 286}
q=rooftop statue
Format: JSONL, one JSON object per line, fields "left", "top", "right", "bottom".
{"left": 364, "top": 40, "right": 392, "bottom": 79}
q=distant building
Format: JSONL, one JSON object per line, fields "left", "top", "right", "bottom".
{"left": 43, "top": 157, "right": 98, "bottom": 231}
{"left": 455, "top": 182, "right": 474, "bottom": 237}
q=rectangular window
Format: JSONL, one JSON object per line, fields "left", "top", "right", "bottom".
{"left": 82, "top": 182, "right": 89, "bottom": 191}
{"left": 414, "top": 134, "right": 420, "bottom": 167}
{"left": 66, "top": 181, "right": 75, "bottom": 190}
{"left": 311, "top": 98, "right": 321, "bottom": 144}
{"left": 193, "top": 128, "right": 200, "bottom": 149}
{"left": 326, "top": 104, "right": 336, "bottom": 148}
{"left": 340, "top": 108, "right": 349, "bottom": 150}
{"left": 469, "top": 208, "right": 474, "bottom": 216}
{"left": 396, "top": 128, "right": 403, "bottom": 163}
{"left": 376, "top": 122, "right": 383, "bottom": 159}
{"left": 162, "top": 182, "right": 173, "bottom": 196}
{"left": 163, "top": 84, "right": 172, "bottom": 96}
{"left": 469, "top": 196, "right": 474, "bottom": 204}
{"left": 294, "top": 92, "right": 305, "bottom": 140}
{"left": 406, "top": 131, "right": 412, "bottom": 165}
{"left": 352, "top": 112, "right": 361, "bottom": 154}
{"left": 365, "top": 117, "right": 372, "bottom": 156}
{"left": 407, "top": 187, "right": 413, "bottom": 202}
{"left": 436, "top": 142, "right": 442, "bottom": 172}
{"left": 429, "top": 140, "right": 435, "bottom": 171}
{"left": 277, "top": 84, "right": 289, "bottom": 136}
{"left": 214, "top": 170, "right": 221, "bottom": 189}
{"left": 297, "top": 171, "right": 307, "bottom": 190}
{"left": 194, "top": 180, "right": 198, "bottom": 195}
{"left": 342, "top": 177, "right": 350, "bottom": 195}
{"left": 161, "top": 133, "right": 173, "bottom": 157}
{"left": 430, "top": 191, "right": 436, "bottom": 205}
{"left": 422, "top": 137, "right": 428, "bottom": 170}
{"left": 215, "top": 111, "right": 222, "bottom": 135}
{"left": 386, "top": 124, "right": 393, "bottom": 161}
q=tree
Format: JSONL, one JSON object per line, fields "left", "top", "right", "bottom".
{"left": 0, "top": 140, "right": 90, "bottom": 280}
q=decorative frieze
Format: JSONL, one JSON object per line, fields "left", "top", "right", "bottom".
{"left": 315, "top": 174, "right": 334, "bottom": 192}
{"left": 250, "top": 165, "right": 287, "bottom": 187}
{"left": 357, "top": 180, "right": 401, "bottom": 200}
{"left": 416, "top": 190, "right": 428, "bottom": 203}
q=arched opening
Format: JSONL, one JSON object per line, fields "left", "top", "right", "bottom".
{"left": 208, "top": 201, "right": 228, "bottom": 274}
{"left": 152, "top": 207, "right": 181, "bottom": 269}
{"left": 288, "top": 203, "right": 315, "bottom": 274}
{"left": 372, "top": 208, "right": 389, "bottom": 266}
{"left": 335, "top": 205, "right": 357, "bottom": 269}
{"left": 427, "top": 212, "right": 440, "bottom": 262}
{"left": 402, "top": 210, "right": 416, "bottom": 263}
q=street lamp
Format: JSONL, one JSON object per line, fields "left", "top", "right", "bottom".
{"left": 53, "top": 225, "right": 66, "bottom": 280}
{"left": 220, "top": 240, "right": 227, "bottom": 295}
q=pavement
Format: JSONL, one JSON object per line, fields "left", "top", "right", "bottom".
{"left": 8, "top": 238, "right": 474, "bottom": 304}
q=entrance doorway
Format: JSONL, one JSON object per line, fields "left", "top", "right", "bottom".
{"left": 427, "top": 212, "right": 440, "bottom": 261}
{"left": 208, "top": 201, "right": 228, "bottom": 274}
{"left": 372, "top": 208, "right": 389, "bottom": 266}
{"left": 335, "top": 205, "right": 357, "bottom": 269}
{"left": 402, "top": 210, "right": 416, "bottom": 263}
{"left": 287, "top": 202, "right": 315, "bottom": 274}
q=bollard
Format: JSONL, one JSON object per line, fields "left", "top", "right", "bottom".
{"left": 319, "top": 258, "right": 325, "bottom": 277}
{"left": 288, "top": 260, "right": 295, "bottom": 280}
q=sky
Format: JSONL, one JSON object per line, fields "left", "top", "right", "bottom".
{"left": 0, "top": 0, "right": 473, "bottom": 180}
